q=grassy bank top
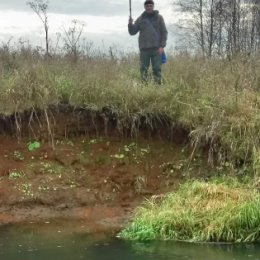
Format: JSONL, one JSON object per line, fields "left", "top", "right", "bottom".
{"left": 0, "top": 52, "right": 260, "bottom": 168}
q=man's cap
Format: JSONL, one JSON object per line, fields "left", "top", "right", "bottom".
{"left": 144, "top": 0, "right": 154, "bottom": 5}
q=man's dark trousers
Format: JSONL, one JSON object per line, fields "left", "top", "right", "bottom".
{"left": 140, "top": 48, "right": 161, "bottom": 84}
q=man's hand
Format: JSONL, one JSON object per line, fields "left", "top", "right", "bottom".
{"left": 157, "top": 47, "right": 164, "bottom": 55}
{"left": 129, "top": 17, "right": 133, "bottom": 24}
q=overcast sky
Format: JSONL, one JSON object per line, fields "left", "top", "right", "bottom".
{"left": 0, "top": 0, "right": 177, "bottom": 52}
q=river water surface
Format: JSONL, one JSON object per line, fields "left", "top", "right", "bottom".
{"left": 0, "top": 221, "right": 260, "bottom": 260}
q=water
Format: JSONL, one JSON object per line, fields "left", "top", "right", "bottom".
{"left": 0, "top": 222, "right": 260, "bottom": 260}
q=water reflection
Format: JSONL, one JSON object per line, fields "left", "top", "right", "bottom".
{"left": 87, "top": 240, "right": 260, "bottom": 260}
{"left": 0, "top": 222, "right": 259, "bottom": 260}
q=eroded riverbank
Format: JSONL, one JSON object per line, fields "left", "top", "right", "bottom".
{"left": 0, "top": 133, "right": 205, "bottom": 228}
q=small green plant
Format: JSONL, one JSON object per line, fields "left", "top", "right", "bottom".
{"left": 38, "top": 185, "right": 58, "bottom": 191}
{"left": 159, "top": 161, "right": 185, "bottom": 175}
{"left": 121, "top": 143, "right": 150, "bottom": 165}
{"left": 67, "top": 180, "right": 78, "bottom": 188}
{"left": 9, "top": 171, "right": 23, "bottom": 180}
{"left": 89, "top": 138, "right": 103, "bottom": 144}
{"left": 111, "top": 143, "right": 138, "bottom": 163}
{"left": 27, "top": 141, "right": 41, "bottom": 151}
{"left": 123, "top": 142, "right": 137, "bottom": 153}
{"left": 39, "top": 162, "right": 64, "bottom": 174}
{"left": 111, "top": 153, "right": 126, "bottom": 166}
{"left": 13, "top": 151, "right": 24, "bottom": 161}
{"left": 66, "top": 140, "right": 74, "bottom": 146}
{"left": 112, "top": 154, "right": 125, "bottom": 159}
{"left": 17, "top": 183, "right": 34, "bottom": 197}
{"left": 38, "top": 185, "right": 50, "bottom": 191}
{"left": 140, "top": 147, "right": 151, "bottom": 156}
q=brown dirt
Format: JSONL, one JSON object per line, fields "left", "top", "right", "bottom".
{"left": 0, "top": 131, "right": 206, "bottom": 232}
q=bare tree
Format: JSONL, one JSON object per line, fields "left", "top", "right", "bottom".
{"left": 175, "top": 0, "right": 206, "bottom": 56}
{"left": 215, "top": 0, "right": 226, "bottom": 55}
{"left": 257, "top": 0, "right": 260, "bottom": 50}
{"left": 27, "top": 0, "right": 50, "bottom": 56}
{"left": 250, "top": 0, "right": 260, "bottom": 52}
{"left": 199, "top": 0, "right": 206, "bottom": 56}
{"left": 205, "top": 0, "right": 216, "bottom": 57}
{"left": 173, "top": 0, "right": 260, "bottom": 57}
{"left": 63, "top": 19, "right": 85, "bottom": 61}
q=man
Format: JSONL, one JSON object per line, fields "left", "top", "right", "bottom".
{"left": 128, "top": 0, "right": 168, "bottom": 84}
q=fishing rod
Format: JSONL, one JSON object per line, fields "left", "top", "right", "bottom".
{"left": 129, "top": 0, "right": 132, "bottom": 18}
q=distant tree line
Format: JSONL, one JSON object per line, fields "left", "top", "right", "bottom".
{"left": 174, "top": 0, "right": 260, "bottom": 57}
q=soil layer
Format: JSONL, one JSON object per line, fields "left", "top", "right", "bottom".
{"left": 0, "top": 113, "right": 205, "bottom": 231}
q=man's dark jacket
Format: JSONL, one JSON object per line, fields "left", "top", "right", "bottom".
{"left": 128, "top": 10, "right": 168, "bottom": 50}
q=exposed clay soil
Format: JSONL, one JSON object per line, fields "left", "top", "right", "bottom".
{"left": 0, "top": 110, "right": 206, "bottom": 232}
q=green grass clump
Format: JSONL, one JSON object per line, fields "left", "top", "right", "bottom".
{"left": 120, "top": 180, "right": 260, "bottom": 242}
